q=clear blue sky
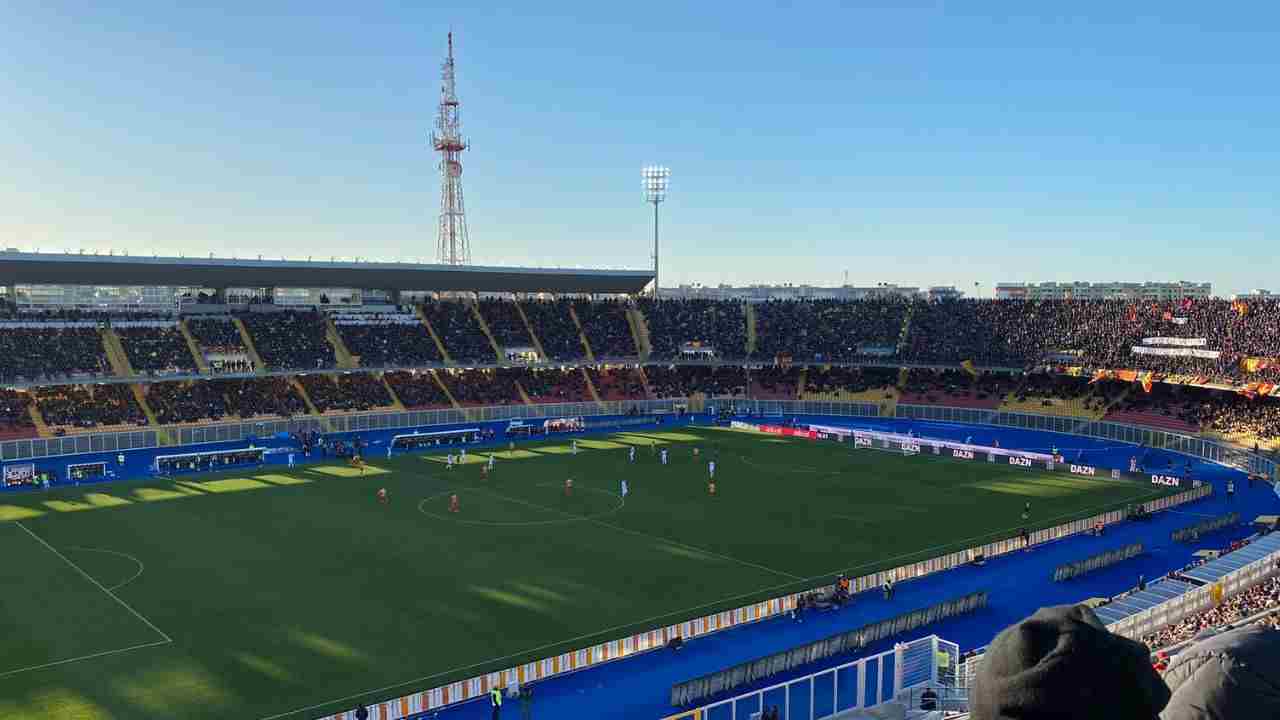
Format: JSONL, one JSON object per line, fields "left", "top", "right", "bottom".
{"left": 2, "top": 2, "right": 1278, "bottom": 295}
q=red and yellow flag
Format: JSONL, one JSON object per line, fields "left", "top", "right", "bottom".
{"left": 1140, "top": 372, "right": 1154, "bottom": 394}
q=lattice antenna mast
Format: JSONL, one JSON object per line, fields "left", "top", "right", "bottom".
{"left": 432, "top": 32, "right": 471, "bottom": 265}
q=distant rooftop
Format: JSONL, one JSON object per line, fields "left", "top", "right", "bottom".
{"left": 0, "top": 251, "right": 653, "bottom": 295}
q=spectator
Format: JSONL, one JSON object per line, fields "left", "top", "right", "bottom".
{"left": 972, "top": 604, "right": 1169, "bottom": 719}
{"left": 334, "top": 314, "right": 442, "bottom": 367}
{"left": 116, "top": 324, "right": 198, "bottom": 375}
{"left": 421, "top": 301, "right": 494, "bottom": 364}
{"left": 520, "top": 299, "right": 586, "bottom": 361}
{"left": 241, "top": 311, "right": 335, "bottom": 370}
{"left": 1162, "top": 624, "right": 1280, "bottom": 719}
{"left": 574, "top": 299, "right": 637, "bottom": 358}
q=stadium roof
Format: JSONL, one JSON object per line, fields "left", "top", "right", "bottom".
{"left": 0, "top": 251, "right": 653, "bottom": 294}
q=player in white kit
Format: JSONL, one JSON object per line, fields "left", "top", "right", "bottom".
{"left": 660, "top": 449, "right": 668, "bottom": 465}
{"left": 629, "top": 446, "right": 636, "bottom": 463}
{"left": 487, "top": 454, "right": 496, "bottom": 471}
{"left": 621, "top": 479, "right": 629, "bottom": 498}
{"left": 709, "top": 460, "right": 716, "bottom": 479}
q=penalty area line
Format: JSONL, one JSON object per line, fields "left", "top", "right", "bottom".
{"left": 16, "top": 522, "right": 171, "bottom": 644}
{"left": 0, "top": 639, "right": 171, "bottom": 680}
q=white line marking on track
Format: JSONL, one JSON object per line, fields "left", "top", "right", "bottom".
{"left": 16, "top": 522, "right": 171, "bottom": 643}
{"left": 67, "top": 546, "right": 146, "bottom": 591}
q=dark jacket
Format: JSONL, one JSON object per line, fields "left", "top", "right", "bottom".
{"left": 1161, "top": 623, "right": 1280, "bottom": 719}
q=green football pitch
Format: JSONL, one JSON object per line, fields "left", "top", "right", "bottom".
{"left": 0, "top": 426, "right": 1167, "bottom": 720}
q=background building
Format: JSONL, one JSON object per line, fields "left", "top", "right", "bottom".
{"left": 995, "top": 281, "right": 1211, "bottom": 301}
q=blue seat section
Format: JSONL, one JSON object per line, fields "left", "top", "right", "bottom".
{"left": 1091, "top": 578, "right": 1197, "bottom": 625}
{"left": 1184, "top": 532, "right": 1280, "bottom": 583}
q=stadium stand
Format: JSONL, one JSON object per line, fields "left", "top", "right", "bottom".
{"left": 477, "top": 298, "right": 536, "bottom": 354}
{"left": 33, "top": 384, "right": 146, "bottom": 429}
{"left": 639, "top": 298, "right": 747, "bottom": 360}
{"left": 898, "top": 369, "right": 1011, "bottom": 410}
{"left": 331, "top": 312, "right": 442, "bottom": 367}
{"left": 1144, "top": 575, "right": 1280, "bottom": 651}
{"left": 437, "top": 368, "right": 522, "bottom": 406}
{"left": 145, "top": 380, "right": 229, "bottom": 424}
{"left": 802, "top": 366, "right": 898, "bottom": 402}
{"left": 116, "top": 324, "right": 198, "bottom": 375}
{"left": 0, "top": 325, "right": 109, "bottom": 382}
{"left": 186, "top": 317, "right": 245, "bottom": 354}
{"left": 574, "top": 299, "right": 637, "bottom": 358}
{"left": 644, "top": 364, "right": 748, "bottom": 398}
{"left": 219, "top": 377, "right": 308, "bottom": 418}
{"left": 519, "top": 299, "right": 585, "bottom": 361}
{"left": 420, "top": 301, "right": 493, "bottom": 364}
{"left": 240, "top": 311, "right": 335, "bottom": 370}
{"left": 0, "top": 388, "right": 36, "bottom": 439}
{"left": 298, "top": 373, "right": 394, "bottom": 413}
{"left": 586, "top": 366, "right": 649, "bottom": 401}
{"left": 748, "top": 365, "right": 802, "bottom": 400}
{"left": 383, "top": 370, "right": 453, "bottom": 409}
{"left": 754, "top": 298, "right": 907, "bottom": 362}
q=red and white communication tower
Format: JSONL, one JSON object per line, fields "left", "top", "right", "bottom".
{"left": 432, "top": 32, "right": 471, "bottom": 266}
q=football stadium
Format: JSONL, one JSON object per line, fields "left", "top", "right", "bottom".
{"left": 5, "top": 8, "right": 1280, "bottom": 720}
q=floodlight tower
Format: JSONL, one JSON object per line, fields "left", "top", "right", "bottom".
{"left": 433, "top": 32, "right": 471, "bottom": 266}
{"left": 642, "top": 165, "right": 670, "bottom": 298}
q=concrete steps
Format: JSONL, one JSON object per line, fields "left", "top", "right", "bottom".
{"left": 514, "top": 380, "right": 534, "bottom": 406}
{"left": 381, "top": 373, "right": 406, "bottom": 411}
{"left": 581, "top": 367, "right": 605, "bottom": 408}
{"left": 431, "top": 370, "right": 464, "bottom": 411}
{"left": 27, "top": 403, "right": 52, "bottom": 438}
{"left": 469, "top": 299, "right": 506, "bottom": 363}
{"left": 178, "top": 320, "right": 210, "bottom": 373}
{"left": 745, "top": 302, "right": 758, "bottom": 356}
{"left": 232, "top": 318, "right": 268, "bottom": 373}
{"left": 323, "top": 316, "right": 359, "bottom": 369}
{"left": 414, "top": 304, "right": 455, "bottom": 365}
{"left": 288, "top": 376, "right": 322, "bottom": 416}
{"left": 636, "top": 365, "right": 657, "bottom": 400}
{"left": 567, "top": 303, "right": 596, "bottom": 362}
{"left": 100, "top": 327, "right": 135, "bottom": 377}
{"left": 130, "top": 383, "right": 159, "bottom": 427}
{"left": 513, "top": 299, "right": 549, "bottom": 361}
{"left": 796, "top": 367, "right": 808, "bottom": 399}
{"left": 628, "top": 306, "right": 652, "bottom": 359}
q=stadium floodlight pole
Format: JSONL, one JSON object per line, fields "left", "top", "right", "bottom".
{"left": 642, "top": 165, "right": 670, "bottom": 298}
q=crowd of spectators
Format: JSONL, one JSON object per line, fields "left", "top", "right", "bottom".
{"left": 220, "top": 378, "right": 308, "bottom": 418}
{"left": 574, "top": 300, "right": 637, "bottom": 358}
{"left": 384, "top": 371, "right": 453, "bottom": 409}
{"left": 117, "top": 325, "right": 198, "bottom": 375}
{"left": 477, "top": 299, "right": 535, "bottom": 352}
{"left": 146, "top": 381, "right": 229, "bottom": 424}
{"left": 186, "top": 317, "right": 247, "bottom": 354}
{"left": 420, "top": 301, "right": 494, "bottom": 364}
{"left": 519, "top": 299, "right": 585, "bottom": 361}
{"left": 639, "top": 299, "right": 747, "bottom": 360}
{"left": 35, "top": 384, "right": 146, "bottom": 428}
{"left": 803, "top": 366, "right": 897, "bottom": 398}
{"left": 0, "top": 326, "right": 109, "bottom": 382}
{"left": 0, "top": 389, "right": 35, "bottom": 438}
{"left": 587, "top": 367, "right": 648, "bottom": 401}
{"left": 438, "top": 368, "right": 522, "bottom": 406}
{"left": 299, "top": 373, "right": 393, "bottom": 412}
{"left": 241, "top": 311, "right": 335, "bottom": 370}
{"left": 754, "top": 298, "right": 906, "bottom": 362}
{"left": 1144, "top": 574, "right": 1280, "bottom": 652}
{"left": 749, "top": 366, "right": 802, "bottom": 399}
{"left": 645, "top": 365, "right": 749, "bottom": 399}
{"left": 334, "top": 317, "right": 442, "bottom": 368}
